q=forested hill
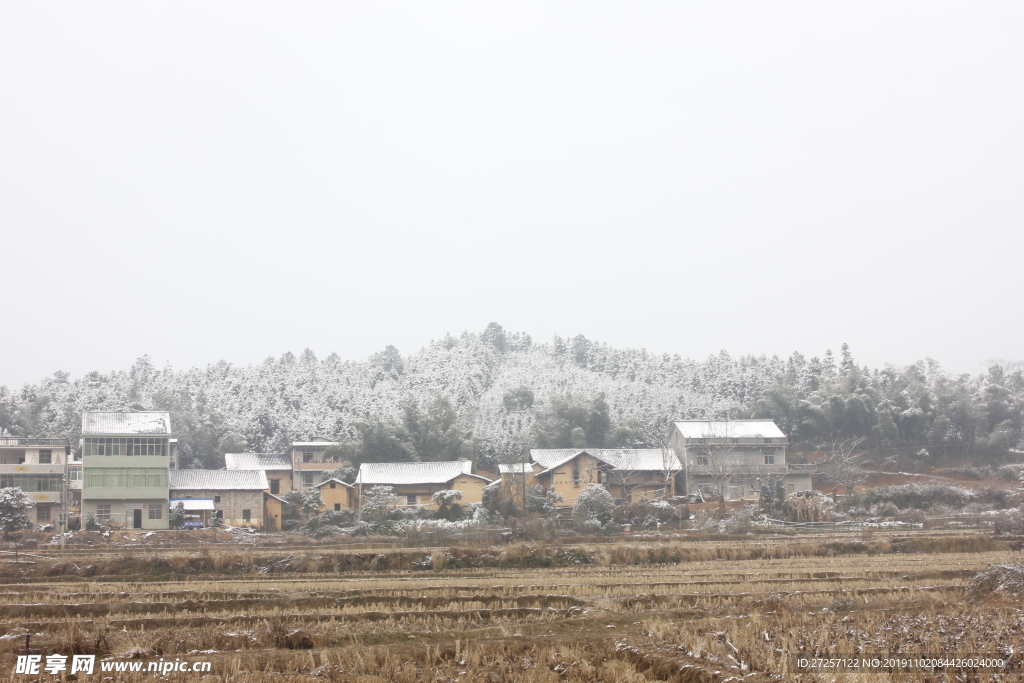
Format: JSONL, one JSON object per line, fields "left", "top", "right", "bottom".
{"left": 1, "top": 323, "right": 1021, "bottom": 471}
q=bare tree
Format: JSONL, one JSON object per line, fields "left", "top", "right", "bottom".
{"left": 605, "top": 465, "right": 649, "bottom": 503}
{"left": 639, "top": 411, "right": 681, "bottom": 500}
{"left": 691, "top": 425, "right": 750, "bottom": 513}
{"left": 818, "top": 437, "right": 868, "bottom": 501}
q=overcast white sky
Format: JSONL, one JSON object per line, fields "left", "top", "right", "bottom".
{"left": 2, "top": 2, "right": 1022, "bottom": 388}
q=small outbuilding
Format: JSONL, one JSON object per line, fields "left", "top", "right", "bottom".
{"left": 169, "top": 469, "right": 270, "bottom": 529}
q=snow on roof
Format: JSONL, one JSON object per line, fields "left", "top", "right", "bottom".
{"left": 498, "top": 463, "right": 534, "bottom": 474}
{"left": 356, "top": 460, "right": 482, "bottom": 486}
{"left": 530, "top": 449, "right": 681, "bottom": 473}
{"left": 169, "top": 498, "right": 216, "bottom": 511}
{"left": 529, "top": 450, "right": 581, "bottom": 472}
{"left": 169, "top": 469, "right": 269, "bottom": 491}
{"left": 82, "top": 411, "right": 171, "bottom": 435}
{"left": 313, "top": 477, "right": 353, "bottom": 489}
{"left": 224, "top": 453, "right": 291, "bottom": 471}
{"left": 672, "top": 420, "right": 787, "bottom": 440}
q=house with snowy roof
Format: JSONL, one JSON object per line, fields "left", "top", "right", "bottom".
{"left": 527, "top": 449, "right": 683, "bottom": 507}
{"left": 81, "top": 411, "right": 175, "bottom": 530}
{"left": 169, "top": 469, "right": 271, "bottom": 529}
{"left": 668, "top": 419, "right": 814, "bottom": 500}
{"left": 313, "top": 477, "right": 357, "bottom": 512}
{"left": 354, "top": 460, "right": 491, "bottom": 510}
{"left": 225, "top": 452, "right": 293, "bottom": 496}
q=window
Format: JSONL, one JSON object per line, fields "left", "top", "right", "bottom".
{"left": 302, "top": 473, "right": 315, "bottom": 487}
{"left": 696, "top": 456, "right": 709, "bottom": 466}
{"left": 95, "top": 504, "right": 111, "bottom": 520}
{"left": 214, "top": 496, "right": 221, "bottom": 503}
{"left": 302, "top": 449, "right": 315, "bottom": 463}
{"left": 242, "top": 509, "right": 251, "bottom": 522}
{"left": 83, "top": 468, "right": 165, "bottom": 489}
{"left": 38, "top": 450, "right": 52, "bottom": 464}
{"left": 406, "top": 494, "right": 417, "bottom": 505}
{"left": 83, "top": 438, "right": 168, "bottom": 457}
{"left": 572, "top": 464, "right": 580, "bottom": 485}
{"left": 37, "top": 505, "right": 51, "bottom": 522}
{"left": 329, "top": 481, "right": 336, "bottom": 489}
{"left": 270, "top": 479, "right": 280, "bottom": 495}
{"left": 334, "top": 503, "right": 341, "bottom": 512}
{"left": 148, "top": 504, "right": 162, "bottom": 520}
{"left": 0, "top": 474, "right": 62, "bottom": 491}
{"left": 764, "top": 455, "right": 775, "bottom": 465}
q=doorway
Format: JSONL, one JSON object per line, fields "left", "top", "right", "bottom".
{"left": 133, "top": 508, "right": 143, "bottom": 529}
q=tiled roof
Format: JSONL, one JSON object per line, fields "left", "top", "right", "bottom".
{"left": 313, "top": 477, "right": 353, "bottom": 489}
{"left": 673, "top": 420, "right": 786, "bottom": 440}
{"left": 224, "top": 453, "right": 292, "bottom": 471}
{"left": 169, "top": 469, "right": 269, "bottom": 491}
{"left": 498, "top": 463, "right": 534, "bottom": 474}
{"left": 530, "top": 449, "right": 681, "bottom": 473}
{"left": 356, "top": 460, "right": 482, "bottom": 486}
{"left": 529, "top": 450, "right": 581, "bottom": 472}
{"left": 82, "top": 411, "right": 171, "bottom": 435}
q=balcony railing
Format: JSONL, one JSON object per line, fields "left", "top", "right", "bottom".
{"left": 686, "top": 463, "right": 815, "bottom": 475}
{"left": 0, "top": 437, "right": 69, "bottom": 447}
{"left": 294, "top": 461, "right": 341, "bottom": 470}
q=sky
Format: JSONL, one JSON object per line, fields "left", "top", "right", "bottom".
{"left": 2, "top": 2, "right": 1022, "bottom": 388}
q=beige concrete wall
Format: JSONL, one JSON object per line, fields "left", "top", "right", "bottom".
{"left": 318, "top": 481, "right": 355, "bottom": 511}
{"left": 450, "top": 474, "right": 487, "bottom": 505}
{"left": 544, "top": 454, "right": 602, "bottom": 507}
{"left": 265, "top": 470, "right": 293, "bottom": 495}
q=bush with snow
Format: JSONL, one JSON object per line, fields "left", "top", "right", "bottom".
{"left": 573, "top": 484, "right": 614, "bottom": 528}
{"left": 967, "top": 563, "right": 1024, "bottom": 601}
{"left": 0, "top": 487, "right": 34, "bottom": 536}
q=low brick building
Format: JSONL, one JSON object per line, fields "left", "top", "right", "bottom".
{"left": 169, "top": 469, "right": 269, "bottom": 529}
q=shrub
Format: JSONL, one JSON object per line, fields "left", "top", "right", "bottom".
{"left": 573, "top": 484, "right": 614, "bottom": 527}
{"left": 997, "top": 465, "right": 1022, "bottom": 482}
{"left": 967, "top": 563, "right": 1024, "bottom": 601}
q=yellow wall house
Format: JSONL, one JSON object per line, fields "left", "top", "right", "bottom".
{"left": 225, "top": 453, "right": 293, "bottom": 496}
{"left": 313, "top": 478, "right": 357, "bottom": 512}
{"left": 529, "top": 449, "right": 683, "bottom": 507}
{"left": 355, "top": 460, "right": 491, "bottom": 510}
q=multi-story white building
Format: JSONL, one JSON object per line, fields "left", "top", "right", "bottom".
{"left": 0, "top": 435, "right": 71, "bottom": 527}
{"left": 669, "top": 419, "right": 814, "bottom": 500}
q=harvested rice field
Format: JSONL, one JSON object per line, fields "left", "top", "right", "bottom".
{"left": 1, "top": 532, "right": 1021, "bottom": 682}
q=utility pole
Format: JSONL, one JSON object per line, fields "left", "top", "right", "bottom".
{"left": 60, "top": 440, "right": 70, "bottom": 552}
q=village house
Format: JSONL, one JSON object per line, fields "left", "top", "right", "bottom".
{"left": 527, "top": 449, "right": 683, "bottom": 507}
{"left": 168, "top": 469, "right": 269, "bottom": 529}
{"left": 497, "top": 462, "right": 538, "bottom": 506}
{"left": 669, "top": 419, "right": 814, "bottom": 500}
{"left": 0, "top": 434, "right": 72, "bottom": 527}
{"left": 313, "top": 477, "right": 357, "bottom": 512}
{"left": 225, "top": 452, "right": 293, "bottom": 496}
{"left": 81, "top": 411, "right": 175, "bottom": 530}
{"left": 288, "top": 438, "right": 341, "bottom": 492}
{"left": 355, "top": 460, "right": 491, "bottom": 510}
